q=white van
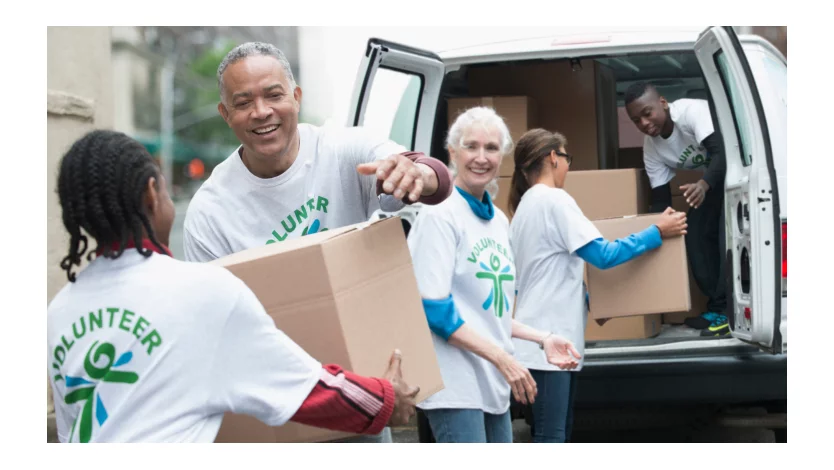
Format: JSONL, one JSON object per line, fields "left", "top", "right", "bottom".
{"left": 356, "top": 26, "right": 786, "bottom": 435}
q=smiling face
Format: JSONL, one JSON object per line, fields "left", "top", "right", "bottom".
{"left": 449, "top": 124, "right": 503, "bottom": 198}
{"left": 625, "top": 88, "right": 670, "bottom": 138}
{"left": 217, "top": 54, "right": 302, "bottom": 165}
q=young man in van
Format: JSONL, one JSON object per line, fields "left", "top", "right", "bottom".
{"left": 624, "top": 82, "right": 729, "bottom": 336}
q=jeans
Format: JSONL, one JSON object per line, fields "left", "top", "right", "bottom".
{"left": 528, "top": 370, "right": 578, "bottom": 443}
{"left": 423, "top": 408, "right": 512, "bottom": 443}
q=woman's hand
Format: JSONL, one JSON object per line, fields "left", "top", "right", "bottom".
{"left": 655, "top": 207, "right": 688, "bottom": 239}
{"left": 493, "top": 350, "right": 538, "bottom": 405}
{"left": 542, "top": 334, "right": 582, "bottom": 370}
{"left": 447, "top": 323, "right": 538, "bottom": 404}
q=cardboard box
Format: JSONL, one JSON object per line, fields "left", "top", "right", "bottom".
{"left": 563, "top": 169, "right": 650, "bottom": 221}
{"left": 618, "top": 107, "right": 645, "bottom": 149}
{"left": 663, "top": 267, "right": 708, "bottom": 324}
{"left": 495, "top": 169, "right": 649, "bottom": 221}
{"left": 467, "top": 60, "right": 618, "bottom": 171}
{"left": 494, "top": 176, "right": 513, "bottom": 218}
{"left": 671, "top": 195, "right": 690, "bottom": 213}
{"left": 663, "top": 271, "right": 709, "bottom": 325}
{"left": 585, "top": 314, "right": 662, "bottom": 341}
{"left": 586, "top": 214, "right": 691, "bottom": 320}
{"left": 210, "top": 217, "right": 444, "bottom": 442}
{"left": 447, "top": 96, "right": 536, "bottom": 177}
{"left": 670, "top": 170, "right": 705, "bottom": 197}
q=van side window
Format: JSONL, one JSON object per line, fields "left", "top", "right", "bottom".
{"left": 747, "top": 48, "right": 787, "bottom": 115}
{"left": 715, "top": 51, "right": 754, "bottom": 167}
{"left": 761, "top": 54, "right": 787, "bottom": 106}
{"left": 362, "top": 68, "right": 423, "bottom": 150}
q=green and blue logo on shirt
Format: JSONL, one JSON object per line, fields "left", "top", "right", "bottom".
{"left": 64, "top": 341, "right": 138, "bottom": 443}
{"left": 266, "top": 195, "right": 331, "bottom": 244}
{"left": 467, "top": 237, "right": 515, "bottom": 318}
{"left": 52, "top": 307, "right": 163, "bottom": 443}
{"left": 476, "top": 253, "right": 514, "bottom": 318}
{"left": 677, "top": 144, "right": 711, "bottom": 169}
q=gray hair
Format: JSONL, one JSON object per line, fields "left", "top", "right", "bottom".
{"left": 217, "top": 42, "right": 297, "bottom": 100}
{"left": 445, "top": 106, "right": 513, "bottom": 198}
{"left": 446, "top": 106, "right": 513, "bottom": 157}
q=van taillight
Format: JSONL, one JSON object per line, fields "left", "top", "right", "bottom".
{"left": 781, "top": 222, "right": 787, "bottom": 277}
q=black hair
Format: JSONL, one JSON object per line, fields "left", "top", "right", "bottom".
{"left": 624, "top": 81, "right": 658, "bottom": 106}
{"left": 57, "top": 130, "right": 168, "bottom": 282}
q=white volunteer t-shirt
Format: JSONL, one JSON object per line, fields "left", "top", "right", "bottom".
{"left": 407, "top": 190, "right": 516, "bottom": 414}
{"left": 643, "top": 99, "right": 715, "bottom": 188}
{"left": 47, "top": 250, "right": 322, "bottom": 443}
{"left": 509, "top": 185, "right": 602, "bottom": 372}
{"left": 183, "top": 123, "right": 406, "bottom": 261}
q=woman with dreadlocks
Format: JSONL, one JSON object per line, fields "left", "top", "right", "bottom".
{"left": 47, "top": 130, "right": 418, "bottom": 443}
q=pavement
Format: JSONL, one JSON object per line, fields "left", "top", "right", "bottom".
{"left": 47, "top": 411, "right": 508, "bottom": 443}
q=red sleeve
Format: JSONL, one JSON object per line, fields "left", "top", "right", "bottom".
{"left": 289, "top": 364, "right": 395, "bottom": 435}
{"left": 376, "top": 152, "right": 454, "bottom": 206}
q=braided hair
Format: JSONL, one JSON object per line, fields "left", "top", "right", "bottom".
{"left": 57, "top": 130, "right": 168, "bottom": 282}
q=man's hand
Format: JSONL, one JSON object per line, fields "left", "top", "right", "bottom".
{"left": 382, "top": 349, "right": 420, "bottom": 427}
{"left": 357, "top": 155, "right": 438, "bottom": 202}
{"left": 542, "top": 334, "right": 582, "bottom": 370}
{"left": 680, "top": 179, "right": 709, "bottom": 209}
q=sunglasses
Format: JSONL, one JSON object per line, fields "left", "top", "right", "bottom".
{"left": 555, "top": 151, "right": 573, "bottom": 167}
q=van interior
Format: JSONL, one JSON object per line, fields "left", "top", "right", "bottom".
{"left": 425, "top": 51, "right": 722, "bottom": 349}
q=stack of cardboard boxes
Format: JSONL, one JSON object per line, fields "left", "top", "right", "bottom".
{"left": 448, "top": 92, "right": 704, "bottom": 342}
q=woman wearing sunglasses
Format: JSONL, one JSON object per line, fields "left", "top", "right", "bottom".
{"left": 507, "top": 129, "right": 688, "bottom": 443}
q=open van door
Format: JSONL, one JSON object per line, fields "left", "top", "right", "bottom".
{"left": 694, "top": 27, "right": 784, "bottom": 353}
{"left": 348, "top": 38, "right": 445, "bottom": 154}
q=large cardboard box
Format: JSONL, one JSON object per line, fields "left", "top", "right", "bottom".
{"left": 670, "top": 170, "right": 705, "bottom": 197}
{"left": 671, "top": 195, "right": 690, "bottom": 213}
{"left": 494, "top": 176, "right": 513, "bottom": 217}
{"left": 586, "top": 214, "right": 691, "bottom": 320}
{"left": 585, "top": 314, "right": 662, "bottom": 341}
{"left": 617, "top": 107, "right": 645, "bottom": 149}
{"left": 563, "top": 169, "right": 650, "bottom": 220}
{"left": 210, "top": 217, "right": 444, "bottom": 442}
{"left": 663, "top": 270, "right": 708, "bottom": 324}
{"left": 467, "top": 60, "right": 618, "bottom": 171}
{"left": 447, "top": 96, "right": 536, "bottom": 177}
{"left": 494, "top": 169, "right": 649, "bottom": 222}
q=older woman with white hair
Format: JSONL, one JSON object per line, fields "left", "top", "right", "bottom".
{"left": 407, "top": 107, "right": 581, "bottom": 443}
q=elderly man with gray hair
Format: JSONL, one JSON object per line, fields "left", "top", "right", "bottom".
{"left": 183, "top": 42, "right": 453, "bottom": 442}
